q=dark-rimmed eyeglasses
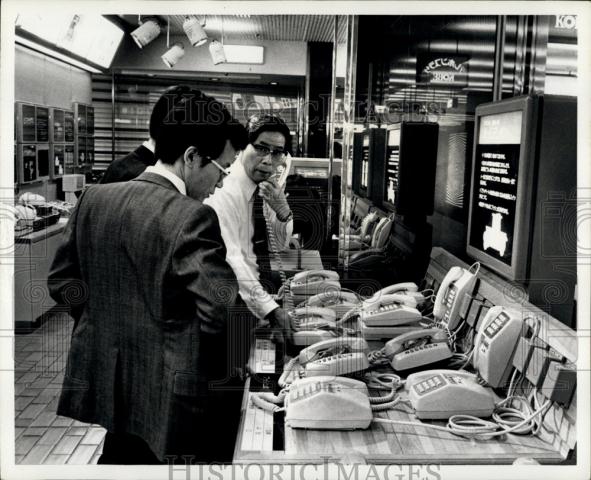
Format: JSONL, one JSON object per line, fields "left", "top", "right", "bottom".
{"left": 252, "top": 143, "right": 286, "bottom": 161}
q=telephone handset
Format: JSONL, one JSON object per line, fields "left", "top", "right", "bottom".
{"left": 472, "top": 305, "right": 524, "bottom": 388}
{"left": 384, "top": 328, "right": 453, "bottom": 371}
{"left": 285, "top": 376, "right": 373, "bottom": 429}
{"left": 360, "top": 295, "right": 422, "bottom": 325}
{"left": 298, "top": 337, "right": 370, "bottom": 364}
{"left": 405, "top": 369, "right": 495, "bottom": 419}
{"left": 299, "top": 290, "right": 361, "bottom": 319}
{"left": 369, "top": 215, "right": 393, "bottom": 249}
{"left": 363, "top": 282, "right": 419, "bottom": 305}
{"left": 342, "top": 210, "right": 379, "bottom": 241}
{"left": 266, "top": 151, "right": 292, "bottom": 188}
{"left": 289, "top": 306, "right": 340, "bottom": 347}
{"left": 289, "top": 307, "right": 337, "bottom": 330}
{"left": 290, "top": 270, "right": 341, "bottom": 296}
{"left": 433, "top": 266, "right": 478, "bottom": 330}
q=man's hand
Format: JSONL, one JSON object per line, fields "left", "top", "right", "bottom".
{"left": 258, "top": 180, "right": 291, "bottom": 222}
{"left": 267, "top": 307, "right": 291, "bottom": 344}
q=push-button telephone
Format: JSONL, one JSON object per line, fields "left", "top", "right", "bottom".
{"left": 433, "top": 266, "right": 478, "bottom": 329}
{"left": 289, "top": 270, "right": 341, "bottom": 297}
{"left": 285, "top": 376, "right": 373, "bottom": 430}
{"left": 384, "top": 328, "right": 453, "bottom": 371}
{"left": 473, "top": 306, "right": 524, "bottom": 388}
{"left": 406, "top": 369, "right": 496, "bottom": 419}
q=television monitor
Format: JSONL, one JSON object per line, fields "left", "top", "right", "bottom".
{"left": 50, "top": 144, "right": 65, "bottom": 178}
{"left": 51, "top": 108, "right": 65, "bottom": 143}
{"left": 64, "top": 111, "right": 75, "bottom": 142}
{"left": 19, "top": 144, "right": 38, "bottom": 183}
{"left": 380, "top": 122, "right": 438, "bottom": 215}
{"left": 15, "top": 102, "right": 37, "bottom": 142}
{"left": 37, "top": 144, "right": 50, "bottom": 179}
{"left": 466, "top": 96, "right": 538, "bottom": 281}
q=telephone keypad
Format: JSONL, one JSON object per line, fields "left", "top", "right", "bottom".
{"left": 484, "top": 312, "right": 510, "bottom": 339}
{"left": 413, "top": 374, "right": 446, "bottom": 396}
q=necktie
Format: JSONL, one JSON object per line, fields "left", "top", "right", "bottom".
{"left": 252, "top": 187, "right": 272, "bottom": 277}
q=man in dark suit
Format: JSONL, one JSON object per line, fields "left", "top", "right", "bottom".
{"left": 100, "top": 85, "right": 182, "bottom": 184}
{"left": 48, "top": 87, "right": 247, "bottom": 464}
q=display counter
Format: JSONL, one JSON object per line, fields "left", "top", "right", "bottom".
{"left": 14, "top": 219, "right": 67, "bottom": 331}
{"left": 233, "top": 248, "right": 576, "bottom": 465}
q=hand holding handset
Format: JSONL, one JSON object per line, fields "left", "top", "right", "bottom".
{"left": 433, "top": 266, "right": 478, "bottom": 329}
{"left": 405, "top": 369, "right": 495, "bottom": 419}
{"left": 384, "top": 327, "right": 453, "bottom": 371}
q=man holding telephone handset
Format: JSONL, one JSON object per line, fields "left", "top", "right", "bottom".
{"left": 206, "top": 113, "right": 293, "bottom": 334}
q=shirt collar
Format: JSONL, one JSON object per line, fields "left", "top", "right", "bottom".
{"left": 230, "top": 157, "right": 258, "bottom": 200}
{"left": 145, "top": 161, "right": 187, "bottom": 195}
{"left": 142, "top": 139, "right": 155, "bottom": 153}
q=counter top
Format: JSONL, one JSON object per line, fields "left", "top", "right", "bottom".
{"left": 15, "top": 218, "right": 67, "bottom": 244}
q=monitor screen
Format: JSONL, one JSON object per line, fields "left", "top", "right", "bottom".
{"left": 469, "top": 110, "right": 522, "bottom": 267}
{"left": 384, "top": 128, "right": 401, "bottom": 206}
{"left": 36, "top": 107, "right": 49, "bottom": 142}
{"left": 466, "top": 96, "right": 536, "bottom": 281}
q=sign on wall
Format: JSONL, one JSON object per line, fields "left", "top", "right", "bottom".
{"left": 416, "top": 53, "right": 469, "bottom": 88}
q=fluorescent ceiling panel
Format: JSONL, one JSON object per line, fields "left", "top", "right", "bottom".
{"left": 223, "top": 45, "right": 264, "bottom": 64}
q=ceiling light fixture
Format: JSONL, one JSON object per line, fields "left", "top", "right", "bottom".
{"left": 183, "top": 15, "right": 208, "bottom": 47}
{"left": 131, "top": 15, "right": 161, "bottom": 49}
{"left": 208, "top": 17, "right": 226, "bottom": 65}
{"left": 269, "top": 81, "right": 278, "bottom": 85}
{"left": 161, "top": 17, "right": 185, "bottom": 68}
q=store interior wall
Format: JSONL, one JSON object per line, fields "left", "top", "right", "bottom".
{"left": 15, "top": 46, "right": 92, "bottom": 201}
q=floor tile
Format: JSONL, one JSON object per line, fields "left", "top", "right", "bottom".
{"left": 21, "top": 443, "right": 53, "bottom": 464}
{"left": 52, "top": 416, "right": 73, "bottom": 427}
{"left": 67, "top": 444, "right": 97, "bottom": 464}
{"left": 29, "top": 411, "right": 56, "bottom": 428}
{"left": 15, "top": 434, "right": 37, "bottom": 455}
{"left": 67, "top": 427, "right": 88, "bottom": 436}
{"left": 19, "top": 403, "right": 46, "bottom": 420}
{"left": 15, "top": 417, "right": 34, "bottom": 428}
{"left": 44, "top": 454, "right": 69, "bottom": 464}
{"left": 81, "top": 428, "right": 106, "bottom": 445}
{"left": 15, "top": 396, "right": 34, "bottom": 411}
{"left": 52, "top": 435, "right": 81, "bottom": 455}
{"left": 38, "top": 427, "right": 67, "bottom": 445}
{"left": 22, "top": 427, "right": 47, "bottom": 437}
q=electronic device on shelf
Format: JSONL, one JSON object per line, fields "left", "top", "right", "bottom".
{"left": 433, "top": 266, "right": 478, "bottom": 329}
{"left": 285, "top": 376, "right": 373, "bottom": 430}
{"left": 473, "top": 305, "right": 524, "bottom": 388}
{"left": 405, "top": 369, "right": 496, "bottom": 419}
{"left": 384, "top": 328, "right": 453, "bottom": 371}
{"left": 289, "top": 270, "right": 340, "bottom": 297}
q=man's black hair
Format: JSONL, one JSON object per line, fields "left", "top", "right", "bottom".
{"left": 246, "top": 114, "right": 291, "bottom": 154}
{"left": 154, "top": 86, "right": 247, "bottom": 165}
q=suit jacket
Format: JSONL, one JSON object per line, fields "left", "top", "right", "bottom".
{"left": 100, "top": 145, "right": 155, "bottom": 184}
{"left": 48, "top": 172, "right": 238, "bottom": 461}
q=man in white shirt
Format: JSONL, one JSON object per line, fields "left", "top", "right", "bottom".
{"left": 205, "top": 114, "right": 294, "bottom": 332}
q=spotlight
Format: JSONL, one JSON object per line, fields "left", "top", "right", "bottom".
{"left": 183, "top": 15, "right": 208, "bottom": 47}
{"left": 209, "top": 39, "right": 226, "bottom": 65}
{"left": 131, "top": 17, "right": 161, "bottom": 49}
{"left": 161, "top": 42, "right": 185, "bottom": 68}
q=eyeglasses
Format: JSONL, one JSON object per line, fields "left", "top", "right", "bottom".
{"left": 210, "top": 159, "right": 230, "bottom": 178}
{"left": 252, "top": 143, "right": 286, "bottom": 161}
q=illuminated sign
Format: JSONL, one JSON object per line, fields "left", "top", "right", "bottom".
{"left": 554, "top": 15, "right": 577, "bottom": 30}
{"left": 417, "top": 54, "right": 469, "bottom": 87}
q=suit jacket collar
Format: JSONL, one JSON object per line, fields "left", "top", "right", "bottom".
{"left": 133, "top": 171, "right": 185, "bottom": 194}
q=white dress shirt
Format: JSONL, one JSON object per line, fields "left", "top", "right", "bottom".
{"left": 205, "top": 159, "right": 293, "bottom": 320}
{"left": 145, "top": 161, "right": 186, "bottom": 195}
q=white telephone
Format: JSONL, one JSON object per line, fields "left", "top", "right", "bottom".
{"left": 405, "top": 369, "right": 496, "bottom": 419}
{"left": 360, "top": 294, "right": 422, "bottom": 325}
{"left": 299, "top": 290, "right": 362, "bottom": 319}
{"left": 433, "top": 266, "right": 478, "bottom": 330}
{"left": 472, "top": 306, "right": 524, "bottom": 388}
{"left": 340, "top": 210, "right": 379, "bottom": 246}
{"left": 384, "top": 327, "right": 453, "bottom": 371}
{"left": 289, "top": 306, "right": 340, "bottom": 346}
{"left": 285, "top": 376, "right": 373, "bottom": 429}
{"left": 289, "top": 270, "right": 341, "bottom": 297}
{"left": 298, "top": 337, "right": 371, "bottom": 377}
{"left": 362, "top": 282, "right": 421, "bottom": 307}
